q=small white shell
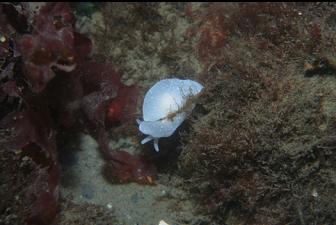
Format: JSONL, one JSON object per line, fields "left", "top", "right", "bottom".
{"left": 158, "top": 220, "right": 169, "bottom": 225}
{"left": 138, "top": 78, "right": 203, "bottom": 152}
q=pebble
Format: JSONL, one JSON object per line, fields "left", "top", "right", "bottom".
{"left": 107, "top": 203, "right": 113, "bottom": 209}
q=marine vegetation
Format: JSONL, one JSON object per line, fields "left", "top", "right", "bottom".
{"left": 180, "top": 2, "right": 336, "bottom": 225}
{"left": 0, "top": 3, "right": 155, "bottom": 225}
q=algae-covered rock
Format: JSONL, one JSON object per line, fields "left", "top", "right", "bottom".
{"left": 179, "top": 3, "right": 336, "bottom": 225}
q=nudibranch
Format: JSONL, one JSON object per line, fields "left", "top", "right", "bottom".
{"left": 137, "top": 78, "right": 204, "bottom": 152}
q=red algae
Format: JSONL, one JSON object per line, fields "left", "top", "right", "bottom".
{"left": 0, "top": 2, "right": 155, "bottom": 225}
{"left": 104, "top": 150, "right": 157, "bottom": 185}
{"left": 19, "top": 3, "right": 76, "bottom": 93}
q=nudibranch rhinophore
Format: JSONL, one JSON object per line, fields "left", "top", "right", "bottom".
{"left": 137, "top": 78, "right": 204, "bottom": 152}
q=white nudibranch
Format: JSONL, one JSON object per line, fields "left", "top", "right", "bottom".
{"left": 137, "top": 78, "right": 204, "bottom": 152}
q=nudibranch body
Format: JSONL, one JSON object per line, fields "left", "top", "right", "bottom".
{"left": 137, "top": 78, "right": 203, "bottom": 152}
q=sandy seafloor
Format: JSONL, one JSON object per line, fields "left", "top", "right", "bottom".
{"left": 59, "top": 134, "right": 209, "bottom": 225}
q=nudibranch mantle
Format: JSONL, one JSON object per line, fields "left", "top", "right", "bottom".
{"left": 137, "top": 78, "right": 203, "bottom": 152}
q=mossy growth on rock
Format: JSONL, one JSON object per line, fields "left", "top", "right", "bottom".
{"left": 179, "top": 3, "right": 336, "bottom": 225}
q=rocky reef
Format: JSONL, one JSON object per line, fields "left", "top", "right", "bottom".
{"left": 179, "top": 2, "right": 336, "bottom": 224}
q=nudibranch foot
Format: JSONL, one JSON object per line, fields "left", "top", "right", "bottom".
{"left": 140, "top": 135, "right": 160, "bottom": 152}
{"left": 154, "top": 138, "right": 159, "bottom": 152}
{"left": 141, "top": 136, "right": 153, "bottom": 144}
